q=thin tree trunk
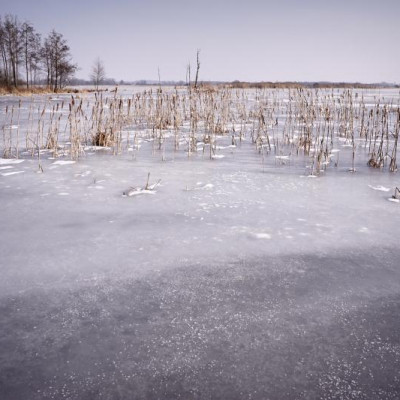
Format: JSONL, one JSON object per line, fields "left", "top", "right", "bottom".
{"left": 25, "top": 37, "right": 29, "bottom": 89}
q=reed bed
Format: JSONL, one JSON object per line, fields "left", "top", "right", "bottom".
{"left": 1, "top": 86, "right": 399, "bottom": 174}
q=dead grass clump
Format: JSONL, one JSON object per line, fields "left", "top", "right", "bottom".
{"left": 93, "top": 130, "right": 114, "bottom": 147}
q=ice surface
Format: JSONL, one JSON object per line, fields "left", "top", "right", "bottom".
{"left": 0, "top": 151, "right": 398, "bottom": 293}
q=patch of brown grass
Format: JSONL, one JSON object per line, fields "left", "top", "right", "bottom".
{"left": 0, "top": 86, "right": 89, "bottom": 96}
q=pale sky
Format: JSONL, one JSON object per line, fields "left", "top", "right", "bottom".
{"left": 1, "top": 0, "right": 399, "bottom": 83}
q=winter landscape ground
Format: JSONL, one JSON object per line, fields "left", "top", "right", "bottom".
{"left": 0, "top": 86, "right": 399, "bottom": 399}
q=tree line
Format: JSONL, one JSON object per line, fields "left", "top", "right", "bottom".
{"left": 0, "top": 14, "right": 77, "bottom": 91}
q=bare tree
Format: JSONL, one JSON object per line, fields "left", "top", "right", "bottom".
{"left": 42, "top": 30, "right": 77, "bottom": 91}
{"left": 28, "top": 31, "right": 41, "bottom": 86}
{"left": 194, "top": 49, "right": 200, "bottom": 89}
{"left": 90, "top": 57, "right": 106, "bottom": 90}
{"left": 186, "top": 62, "right": 191, "bottom": 90}
{"left": 21, "top": 21, "right": 40, "bottom": 89}
{"left": 0, "top": 18, "right": 10, "bottom": 86}
{"left": 2, "top": 15, "right": 22, "bottom": 88}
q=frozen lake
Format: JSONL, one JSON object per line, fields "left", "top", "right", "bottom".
{"left": 0, "top": 87, "right": 399, "bottom": 399}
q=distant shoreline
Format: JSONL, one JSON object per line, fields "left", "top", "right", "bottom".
{"left": 74, "top": 80, "right": 400, "bottom": 89}
{"left": 0, "top": 86, "right": 109, "bottom": 96}
{"left": 0, "top": 81, "right": 399, "bottom": 96}
{"left": 221, "top": 81, "right": 400, "bottom": 89}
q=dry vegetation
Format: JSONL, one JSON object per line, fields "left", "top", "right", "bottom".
{"left": 1, "top": 86, "right": 399, "bottom": 174}
{"left": 0, "top": 86, "right": 87, "bottom": 96}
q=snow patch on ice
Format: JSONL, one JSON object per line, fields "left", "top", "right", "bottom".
{"left": 202, "top": 183, "right": 214, "bottom": 189}
{"left": 1, "top": 171, "right": 24, "bottom": 176}
{"left": 123, "top": 188, "right": 156, "bottom": 197}
{"left": 252, "top": 232, "right": 271, "bottom": 240}
{"left": 84, "top": 146, "right": 112, "bottom": 151}
{"left": 275, "top": 156, "right": 290, "bottom": 160}
{"left": 0, "top": 159, "right": 24, "bottom": 165}
{"left": 368, "top": 185, "right": 391, "bottom": 192}
{"left": 52, "top": 160, "right": 76, "bottom": 166}
{"left": 75, "top": 171, "right": 92, "bottom": 177}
